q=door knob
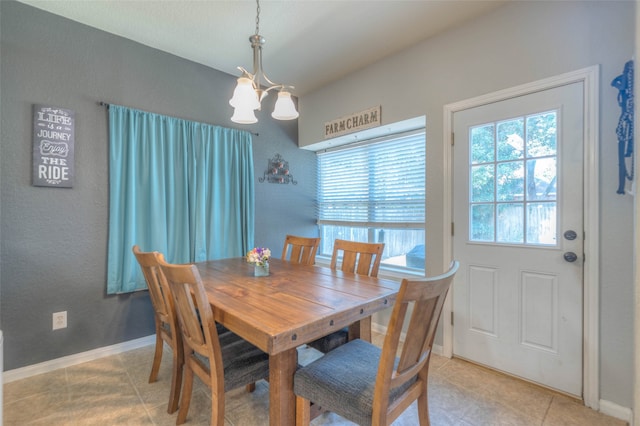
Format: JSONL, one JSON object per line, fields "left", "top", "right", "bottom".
{"left": 563, "top": 252, "right": 578, "bottom": 262}
{"left": 564, "top": 230, "right": 577, "bottom": 240}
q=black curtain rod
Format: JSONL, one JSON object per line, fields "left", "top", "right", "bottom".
{"left": 97, "top": 101, "right": 259, "bottom": 136}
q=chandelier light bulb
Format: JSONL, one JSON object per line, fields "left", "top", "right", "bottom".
{"left": 229, "top": 77, "right": 260, "bottom": 110}
{"left": 231, "top": 105, "right": 258, "bottom": 124}
{"left": 272, "top": 91, "right": 299, "bottom": 120}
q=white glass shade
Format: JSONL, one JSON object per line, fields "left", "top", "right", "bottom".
{"left": 231, "top": 106, "right": 258, "bottom": 124}
{"left": 229, "top": 77, "right": 260, "bottom": 110}
{"left": 271, "top": 91, "right": 299, "bottom": 120}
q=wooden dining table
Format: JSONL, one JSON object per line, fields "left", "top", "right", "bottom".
{"left": 194, "top": 257, "right": 400, "bottom": 426}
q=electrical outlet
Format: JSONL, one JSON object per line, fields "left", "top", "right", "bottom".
{"left": 52, "top": 311, "right": 67, "bottom": 330}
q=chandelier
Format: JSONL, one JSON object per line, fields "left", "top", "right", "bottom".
{"left": 229, "top": 0, "right": 299, "bottom": 124}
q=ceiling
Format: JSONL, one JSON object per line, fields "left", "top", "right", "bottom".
{"left": 17, "top": 0, "right": 508, "bottom": 95}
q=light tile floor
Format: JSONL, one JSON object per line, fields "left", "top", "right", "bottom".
{"left": 3, "top": 338, "right": 627, "bottom": 426}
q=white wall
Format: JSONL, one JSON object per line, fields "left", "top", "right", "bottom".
{"left": 299, "top": 0, "right": 635, "bottom": 411}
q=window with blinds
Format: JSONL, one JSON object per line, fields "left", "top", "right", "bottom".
{"left": 316, "top": 130, "right": 426, "bottom": 271}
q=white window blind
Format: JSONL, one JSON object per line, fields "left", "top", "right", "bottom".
{"left": 317, "top": 131, "right": 425, "bottom": 228}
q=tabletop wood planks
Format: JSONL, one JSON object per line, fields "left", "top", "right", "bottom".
{"left": 193, "top": 256, "right": 400, "bottom": 426}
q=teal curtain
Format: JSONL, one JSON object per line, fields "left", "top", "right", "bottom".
{"left": 107, "top": 105, "right": 254, "bottom": 294}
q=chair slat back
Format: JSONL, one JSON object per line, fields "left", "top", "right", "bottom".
{"left": 373, "top": 261, "right": 459, "bottom": 422}
{"left": 132, "top": 245, "right": 174, "bottom": 325}
{"left": 281, "top": 235, "right": 320, "bottom": 265}
{"left": 330, "top": 239, "right": 385, "bottom": 277}
{"left": 159, "top": 258, "right": 224, "bottom": 378}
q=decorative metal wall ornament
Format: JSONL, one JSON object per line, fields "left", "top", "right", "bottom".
{"left": 259, "top": 153, "right": 297, "bottom": 184}
{"left": 611, "top": 59, "right": 634, "bottom": 194}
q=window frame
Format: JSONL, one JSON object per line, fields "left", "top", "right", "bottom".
{"left": 315, "top": 128, "right": 426, "bottom": 273}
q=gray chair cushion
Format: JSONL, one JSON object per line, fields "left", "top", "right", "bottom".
{"left": 195, "top": 328, "right": 270, "bottom": 392}
{"left": 306, "top": 327, "right": 349, "bottom": 353}
{"left": 294, "top": 339, "right": 415, "bottom": 425}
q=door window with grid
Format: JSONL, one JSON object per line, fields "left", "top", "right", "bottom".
{"left": 317, "top": 131, "right": 425, "bottom": 271}
{"left": 469, "top": 111, "right": 558, "bottom": 246}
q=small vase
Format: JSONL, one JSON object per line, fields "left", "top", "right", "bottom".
{"left": 254, "top": 263, "right": 270, "bottom": 277}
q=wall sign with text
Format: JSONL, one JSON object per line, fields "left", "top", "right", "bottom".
{"left": 32, "top": 104, "right": 75, "bottom": 188}
{"left": 324, "top": 105, "right": 381, "bottom": 139}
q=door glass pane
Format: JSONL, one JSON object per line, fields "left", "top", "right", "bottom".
{"left": 527, "top": 158, "right": 557, "bottom": 201}
{"left": 526, "top": 111, "right": 557, "bottom": 157}
{"left": 471, "top": 164, "right": 495, "bottom": 202}
{"left": 527, "top": 202, "right": 557, "bottom": 245}
{"left": 497, "top": 118, "right": 524, "bottom": 161}
{"left": 471, "top": 124, "right": 494, "bottom": 164}
{"left": 471, "top": 204, "right": 494, "bottom": 241}
{"left": 497, "top": 203, "right": 524, "bottom": 243}
{"left": 497, "top": 161, "right": 524, "bottom": 201}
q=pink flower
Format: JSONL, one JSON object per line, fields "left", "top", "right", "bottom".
{"left": 246, "top": 247, "right": 271, "bottom": 266}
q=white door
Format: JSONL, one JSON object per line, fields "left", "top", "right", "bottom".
{"left": 452, "top": 82, "right": 584, "bottom": 397}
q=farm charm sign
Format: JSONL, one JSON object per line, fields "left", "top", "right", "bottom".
{"left": 32, "top": 104, "right": 74, "bottom": 188}
{"left": 324, "top": 105, "right": 381, "bottom": 139}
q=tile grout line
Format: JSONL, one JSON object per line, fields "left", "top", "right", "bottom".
{"left": 120, "top": 353, "right": 158, "bottom": 426}
{"left": 540, "top": 395, "right": 555, "bottom": 426}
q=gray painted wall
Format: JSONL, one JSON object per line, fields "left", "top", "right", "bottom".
{"left": 1, "top": 0, "right": 635, "bottom": 412}
{"left": 299, "top": 0, "right": 635, "bottom": 411}
{"left": 0, "top": 1, "right": 316, "bottom": 370}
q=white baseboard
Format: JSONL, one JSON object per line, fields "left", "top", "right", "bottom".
{"left": 371, "top": 322, "right": 386, "bottom": 336}
{"left": 432, "top": 343, "right": 444, "bottom": 356}
{"left": 3, "top": 335, "right": 156, "bottom": 383}
{"left": 599, "top": 399, "right": 633, "bottom": 425}
{"left": 372, "top": 322, "right": 446, "bottom": 358}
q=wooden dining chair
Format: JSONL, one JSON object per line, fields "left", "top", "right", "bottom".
{"left": 294, "top": 261, "right": 459, "bottom": 426}
{"left": 281, "top": 234, "right": 320, "bottom": 265}
{"left": 307, "top": 239, "right": 385, "bottom": 353}
{"left": 158, "top": 256, "right": 270, "bottom": 426}
{"left": 132, "top": 245, "right": 183, "bottom": 414}
{"left": 329, "top": 239, "right": 385, "bottom": 277}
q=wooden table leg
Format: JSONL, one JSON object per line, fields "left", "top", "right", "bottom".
{"left": 269, "top": 348, "right": 298, "bottom": 426}
{"left": 348, "top": 316, "right": 372, "bottom": 342}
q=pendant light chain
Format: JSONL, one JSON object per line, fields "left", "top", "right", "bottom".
{"left": 255, "top": 0, "right": 261, "bottom": 36}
